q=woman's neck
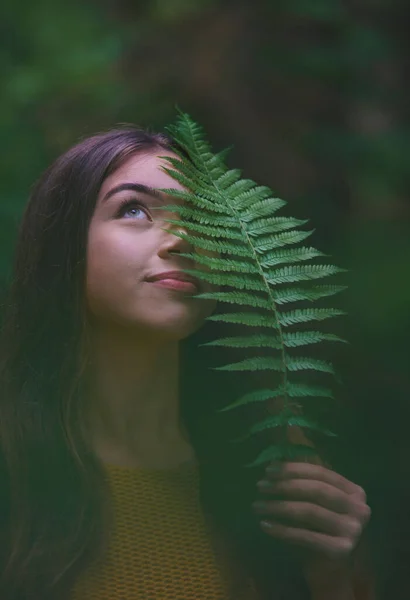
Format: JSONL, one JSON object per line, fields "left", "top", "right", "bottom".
{"left": 82, "top": 325, "right": 194, "bottom": 468}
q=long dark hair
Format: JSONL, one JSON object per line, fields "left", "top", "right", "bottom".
{"left": 0, "top": 127, "right": 309, "bottom": 599}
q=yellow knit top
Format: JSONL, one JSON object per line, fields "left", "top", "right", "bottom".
{"left": 71, "top": 460, "right": 259, "bottom": 599}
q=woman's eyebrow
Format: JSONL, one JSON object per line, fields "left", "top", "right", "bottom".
{"left": 102, "top": 182, "right": 162, "bottom": 203}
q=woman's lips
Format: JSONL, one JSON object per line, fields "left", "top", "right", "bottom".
{"left": 150, "top": 278, "right": 199, "bottom": 293}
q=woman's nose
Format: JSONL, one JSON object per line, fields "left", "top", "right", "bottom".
{"left": 158, "top": 223, "right": 193, "bottom": 256}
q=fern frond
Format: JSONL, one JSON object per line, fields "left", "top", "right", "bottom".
{"left": 215, "top": 168, "right": 242, "bottom": 189}
{"left": 153, "top": 202, "right": 235, "bottom": 221}
{"left": 240, "top": 196, "right": 287, "bottom": 219}
{"left": 217, "top": 387, "right": 286, "bottom": 412}
{"left": 161, "top": 158, "right": 214, "bottom": 188}
{"left": 218, "top": 382, "right": 334, "bottom": 413}
{"left": 273, "top": 285, "right": 347, "bottom": 304}
{"left": 207, "top": 312, "right": 278, "bottom": 328}
{"left": 169, "top": 147, "right": 231, "bottom": 172}
{"left": 213, "top": 357, "right": 285, "bottom": 372}
{"left": 220, "top": 178, "right": 259, "bottom": 201}
{"left": 285, "top": 356, "right": 335, "bottom": 375}
{"left": 200, "top": 333, "right": 281, "bottom": 349}
{"left": 278, "top": 308, "right": 345, "bottom": 326}
{"left": 248, "top": 216, "right": 308, "bottom": 236}
{"left": 260, "top": 247, "right": 326, "bottom": 267}
{"left": 183, "top": 269, "right": 268, "bottom": 292}
{"left": 177, "top": 253, "right": 259, "bottom": 275}
{"left": 206, "top": 147, "right": 234, "bottom": 167}
{"left": 255, "top": 229, "right": 314, "bottom": 252}
{"left": 162, "top": 110, "right": 347, "bottom": 468}
{"left": 162, "top": 218, "right": 243, "bottom": 240}
{"left": 246, "top": 444, "right": 319, "bottom": 467}
{"left": 195, "top": 291, "right": 271, "bottom": 309}
{"left": 282, "top": 331, "right": 346, "bottom": 347}
{"left": 157, "top": 193, "right": 233, "bottom": 215}
{"left": 267, "top": 264, "right": 345, "bottom": 285}
{"left": 161, "top": 232, "right": 255, "bottom": 258}
{"left": 160, "top": 167, "right": 210, "bottom": 196}
{"left": 286, "top": 383, "right": 334, "bottom": 398}
{"left": 248, "top": 414, "right": 336, "bottom": 437}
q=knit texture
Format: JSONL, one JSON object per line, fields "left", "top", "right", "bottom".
{"left": 71, "top": 460, "right": 258, "bottom": 599}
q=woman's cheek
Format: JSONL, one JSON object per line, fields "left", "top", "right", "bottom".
{"left": 85, "top": 234, "right": 128, "bottom": 318}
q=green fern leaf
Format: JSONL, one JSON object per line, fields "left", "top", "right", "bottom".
{"left": 260, "top": 246, "right": 326, "bottom": 267}
{"left": 216, "top": 168, "right": 242, "bottom": 189}
{"left": 154, "top": 204, "right": 237, "bottom": 223}
{"left": 163, "top": 218, "right": 243, "bottom": 240}
{"left": 286, "top": 383, "right": 334, "bottom": 398}
{"left": 177, "top": 253, "right": 259, "bottom": 275}
{"left": 273, "top": 285, "right": 347, "bottom": 304}
{"left": 213, "top": 357, "right": 285, "bottom": 372}
{"left": 246, "top": 444, "right": 319, "bottom": 467}
{"left": 163, "top": 110, "right": 347, "bottom": 469}
{"left": 248, "top": 216, "right": 308, "bottom": 236}
{"left": 240, "top": 196, "right": 287, "bottom": 219}
{"left": 255, "top": 229, "right": 314, "bottom": 252}
{"left": 248, "top": 414, "right": 336, "bottom": 437}
{"left": 206, "top": 147, "right": 234, "bottom": 167}
{"left": 183, "top": 269, "right": 268, "bottom": 292}
{"left": 158, "top": 228, "right": 202, "bottom": 249}
{"left": 160, "top": 166, "right": 210, "bottom": 195}
{"left": 217, "top": 387, "right": 286, "bottom": 412}
{"left": 156, "top": 193, "right": 232, "bottom": 215}
{"left": 285, "top": 356, "right": 335, "bottom": 375}
{"left": 278, "top": 308, "right": 345, "bottom": 326}
{"left": 267, "top": 264, "right": 345, "bottom": 285}
{"left": 217, "top": 382, "right": 333, "bottom": 412}
{"left": 200, "top": 333, "right": 281, "bottom": 349}
{"left": 207, "top": 312, "right": 278, "bottom": 328}
{"left": 195, "top": 291, "right": 271, "bottom": 309}
{"left": 163, "top": 149, "right": 230, "bottom": 177}
{"left": 160, "top": 154, "right": 209, "bottom": 181}
{"left": 283, "top": 331, "right": 346, "bottom": 348}
{"left": 234, "top": 186, "right": 279, "bottom": 209}
{"left": 221, "top": 179, "right": 259, "bottom": 201}
{"left": 164, "top": 233, "right": 255, "bottom": 258}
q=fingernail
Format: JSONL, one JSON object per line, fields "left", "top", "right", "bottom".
{"left": 256, "top": 480, "right": 272, "bottom": 490}
{"left": 260, "top": 520, "right": 272, "bottom": 529}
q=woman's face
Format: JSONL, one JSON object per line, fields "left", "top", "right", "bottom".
{"left": 86, "top": 150, "right": 216, "bottom": 341}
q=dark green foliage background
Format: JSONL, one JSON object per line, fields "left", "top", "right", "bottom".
{"left": 1, "top": 0, "right": 409, "bottom": 580}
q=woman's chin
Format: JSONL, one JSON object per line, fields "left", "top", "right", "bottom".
{"left": 86, "top": 297, "right": 213, "bottom": 341}
{"left": 103, "top": 311, "right": 207, "bottom": 342}
{"left": 141, "top": 316, "right": 206, "bottom": 341}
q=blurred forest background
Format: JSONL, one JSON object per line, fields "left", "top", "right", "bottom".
{"left": 1, "top": 0, "right": 409, "bottom": 585}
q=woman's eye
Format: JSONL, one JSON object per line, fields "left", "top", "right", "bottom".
{"left": 117, "top": 200, "right": 151, "bottom": 221}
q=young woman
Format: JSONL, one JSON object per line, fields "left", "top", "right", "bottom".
{"left": 0, "top": 127, "right": 372, "bottom": 599}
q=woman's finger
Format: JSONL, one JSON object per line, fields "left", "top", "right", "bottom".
{"left": 252, "top": 499, "right": 365, "bottom": 538}
{"left": 265, "top": 462, "right": 366, "bottom": 498}
{"left": 258, "top": 520, "right": 359, "bottom": 560}
{"left": 256, "top": 478, "right": 370, "bottom": 518}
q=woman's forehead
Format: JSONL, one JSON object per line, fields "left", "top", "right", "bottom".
{"left": 98, "top": 150, "right": 184, "bottom": 201}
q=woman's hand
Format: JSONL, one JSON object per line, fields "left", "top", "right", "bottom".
{"left": 252, "top": 462, "right": 371, "bottom": 561}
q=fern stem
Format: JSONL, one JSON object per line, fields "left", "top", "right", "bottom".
{"left": 185, "top": 118, "right": 290, "bottom": 418}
